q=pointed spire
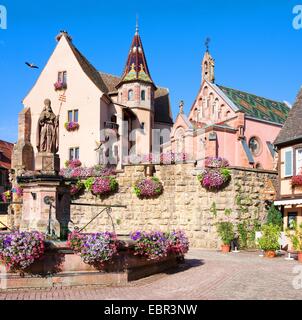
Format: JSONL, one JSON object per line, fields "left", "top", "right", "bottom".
{"left": 116, "top": 22, "right": 156, "bottom": 89}
{"left": 202, "top": 37, "right": 215, "bottom": 83}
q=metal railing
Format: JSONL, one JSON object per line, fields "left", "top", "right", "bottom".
{"left": 71, "top": 202, "right": 127, "bottom": 233}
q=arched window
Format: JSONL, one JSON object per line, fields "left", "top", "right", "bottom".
{"left": 141, "top": 90, "right": 146, "bottom": 101}
{"left": 128, "top": 89, "right": 134, "bottom": 101}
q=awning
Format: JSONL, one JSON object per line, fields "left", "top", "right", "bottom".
{"left": 274, "top": 199, "right": 302, "bottom": 206}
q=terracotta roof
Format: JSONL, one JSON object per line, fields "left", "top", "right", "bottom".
{"left": 99, "top": 72, "right": 120, "bottom": 93}
{"left": 274, "top": 88, "right": 302, "bottom": 146}
{"left": 0, "top": 140, "right": 13, "bottom": 170}
{"left": 218, "top": 85, "right": 290, "bottom": 125}
{"left": 117, "top": 29, "right": 155, "bottom": 88}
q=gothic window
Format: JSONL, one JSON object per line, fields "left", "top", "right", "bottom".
{"left": 203, "top": 86, "right": 208, "bottom": 96}
{"left": 225, "top": 110, "right": 231, "bottom": 118}
{"left": 128, "top": 89, "right": 134, "bottom": 101}
{"left": 249, "top": 137, "right": 262, "bottom": 156}
{"left": 175, "top": 128, "right": 185, "bottom": 153}
{"left": 141, "top": 90, "right": 146, "bottom": 101}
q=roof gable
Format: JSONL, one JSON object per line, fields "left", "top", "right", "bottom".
{"left": 274, "top": 87, "right": 302, "bottom": 146}
{"left": 218, "top": 85, "right": 290, "bottom": 125}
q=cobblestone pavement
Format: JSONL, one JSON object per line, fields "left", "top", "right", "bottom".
{"left": 1, "top": 249, "right": 302, "bottom": 300}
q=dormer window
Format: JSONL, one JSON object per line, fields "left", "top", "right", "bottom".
{"left": 128, "top": 89, "right": 134, "bottom": 101}
{"left": 141, "top": 90, "right": 146, "bottom": 101}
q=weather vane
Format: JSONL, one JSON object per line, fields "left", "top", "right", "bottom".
{"left": 205, "top": 37, "right": 210, "bottom": 52}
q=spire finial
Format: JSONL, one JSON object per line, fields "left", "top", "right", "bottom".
{"left": 179, "top": 100, "right": 184, "bottom": 114}
{"left": 136, "top": 14, "right": 139, "bottom": 34}
{"left": 205, "top": 37, "right": 210, "bottom": 52}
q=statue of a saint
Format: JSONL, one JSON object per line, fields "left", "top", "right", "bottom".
{"left": 36, "top": 99, "right": 59, "bottom": 153}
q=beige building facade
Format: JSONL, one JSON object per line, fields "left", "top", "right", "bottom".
{"left": 22, "top": 29, "right": 173, "bottom": 169}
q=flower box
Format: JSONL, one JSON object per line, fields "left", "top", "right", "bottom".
{"left": 292, "top": 175, "right": 302, "bottom": 187}
{"left": 54, "top": 81, "right": 67, "bottom": 91}
{"left": 64, "top": 121, "right": 79, "bottom": 132}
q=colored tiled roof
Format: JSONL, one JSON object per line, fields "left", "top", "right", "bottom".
{"left": 117, "top": 29, "right": 155, "bottom": 88}
{"left": 218, "top": 85, "right": 290, "bottom": 125}
{"left": 99, "top": 72, "right": 173, "bottom": 124}
{"left": 274, "top": 88, "right": 302, "bottom": 146}
{"left": 0, "top": 140, "right": 13, "bottom": 170}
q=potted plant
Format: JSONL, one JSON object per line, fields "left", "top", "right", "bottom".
{"left": 216, "top": 222, "right": 234, "bottom": 253}
{"left": 286, "top": 221, "right": 302, "bottom": 262}
{"left": 258, "top": 224, "right": 281, "bottom": 258}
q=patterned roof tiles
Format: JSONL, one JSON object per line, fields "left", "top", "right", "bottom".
{"left": 218, "top": 85, "right": 290, "bottom": 125}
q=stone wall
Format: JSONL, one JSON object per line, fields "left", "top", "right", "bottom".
{"left": 70, "top": 163, "right": 277, "bottom": 248}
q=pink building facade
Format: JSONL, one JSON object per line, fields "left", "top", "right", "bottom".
{"left": 166, "top": 49, "right": 290, "bottom": 170}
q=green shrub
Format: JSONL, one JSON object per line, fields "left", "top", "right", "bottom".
{"left": 217, "top": 222, "right": 234, "bottom": 245}
{"left": 258, "top": 224, "right": 281, "bottom": 251}
{"left": 238, "top": 221, "right": 248, "bottom": 249}
{"left": 286, "top": 222, "right": 302, "bottom": 252}
{"left": 266, "top": 205, "right": 283, "bottom": 228}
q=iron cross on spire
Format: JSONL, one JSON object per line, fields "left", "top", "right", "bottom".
{"left": 205, "top": 37, "right": 210, "bottom": 52}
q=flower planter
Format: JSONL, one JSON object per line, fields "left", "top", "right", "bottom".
{"left": 0, "top": 239, "right": 181, "bottom": 289}
{"left": 221, "top": 244, "right": 230, "bottom": 253}
{"left": 264, "top": 250, "right": 276, "bottom": 258}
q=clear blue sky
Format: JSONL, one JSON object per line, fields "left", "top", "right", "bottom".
{"left": 0, "top": 0, "right": 301, "bottom": 143}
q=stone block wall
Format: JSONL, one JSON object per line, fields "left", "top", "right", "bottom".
{"left": 70, "top": 163, "right": 277, "bottom": 248}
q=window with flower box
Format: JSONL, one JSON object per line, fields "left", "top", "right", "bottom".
{"left": 68, "top": 110, "right": 79, "bottom": 123}
{"left": 54, "top": 71, "right": 67, "bottom": 90}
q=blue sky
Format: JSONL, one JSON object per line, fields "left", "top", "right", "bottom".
{"left": 0, "top": 0, "right": 301, "bottom": 143}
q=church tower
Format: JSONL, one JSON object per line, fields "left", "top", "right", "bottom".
{"left": 116, "top": 23, "right": 157, "bottom": 156}
{"left": 202, "top": 38, "right": 215, "bottom": 83}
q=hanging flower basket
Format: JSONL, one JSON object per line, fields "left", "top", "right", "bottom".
{"left": 54, "top": 81, "right": 67, "bottom": 91}
{"left": 64, "top": 121, "right": 79, "bottom": 132}
{"left": 292, "top": 175, "right": 302, "bottom": 187}
{"left": 70, "top": 181, "right": 84, "bottom": 197}
{"left": 67, "top": 231, "right": 118, "bottom": 266}
{"left": 65, "top": 159, "right": 82, "bottom": 169}
{"left": 198, "top": 157, "right": 231, "bottom": 191}
{"left": 88, "top": 176, "right": 119, "bottom": 196}
{"left": 133, "top": 177, "right": 163, "bottom": 198}
{"left": 0, "top": 231, "right": 45, "bottom": 272}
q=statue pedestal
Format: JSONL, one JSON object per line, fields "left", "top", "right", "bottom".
{"left": 35, "top": 153, "right": 60, "bottom": 175}
{"left": 18, "top": 175, "right": 71, "bottom": 240}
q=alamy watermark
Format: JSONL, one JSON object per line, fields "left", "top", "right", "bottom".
{"left": 293, "top": 5, "right": 302, "bottom": 30}
{"left": 0, "top": 5, "right": 7, "bottom": 30}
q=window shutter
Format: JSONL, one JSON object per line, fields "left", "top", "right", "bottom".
{"left": 285, "top": 149, "right": 293, "bottom": 177}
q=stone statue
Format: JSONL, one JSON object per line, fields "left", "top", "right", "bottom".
{"left": 36, "top": 99, "right": 59, "bottom": 153}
